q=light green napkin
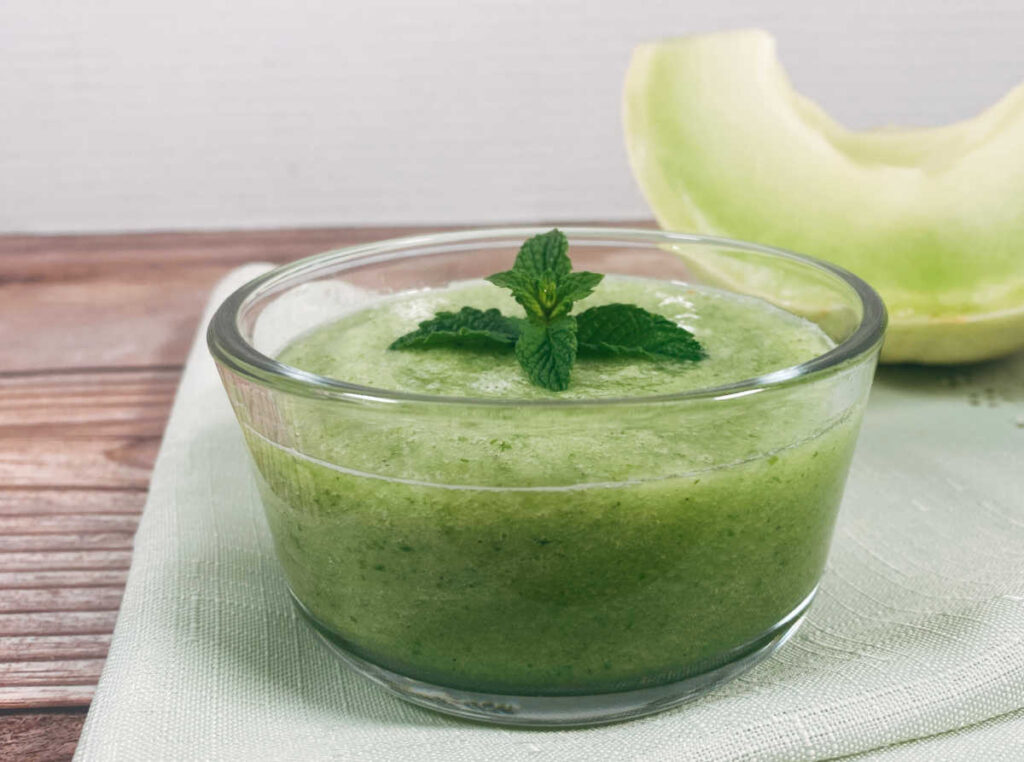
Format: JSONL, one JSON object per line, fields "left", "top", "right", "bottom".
{"left": 75, "top": 266, "right": 1024, "bottom": 761}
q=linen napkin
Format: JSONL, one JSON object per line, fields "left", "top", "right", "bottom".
{"left": 75, "top": 266, "right": 1024, "bottom": 761}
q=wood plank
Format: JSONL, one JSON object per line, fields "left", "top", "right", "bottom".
{"left": 0, "top": 534, "right": 133, "bottom": 553}
{"left": 0, "top": 532, "right": 133, "bottom": 548}
{"left": 0, "top": 437, "right": 159, "bottom": 488}
{"left": 0, "top": 369, "right": 173, "bottom": 491}
{"left": 0, "top": 514, "right": 139, "bottom": 534}
{"left": 0, "top": 226, "right": 435, "bottom": 373}
{"left": 0, "top": 689, "right": 94, "bottom": 710}
{"left": 0, "top": 709, "right": 88, "bottom": 760}
{"left": 0, "top": 612, "right": 120, "bottom": 637}
{"left": 0, "top": 659, "right": 105, "bottom": 686}
{"left": 0, "top": 370, "right": 153, "bottom": 718}
{"left": 0, "top": 634, "right": 112, "bottom": 661}
{"left": 0, "top": 551, "right": 133, "bottom": 572}
{"left": 0, "top": 489, "right": 146, "bottom": 516}
{"left": 0, "top": 570, "right": 129, "bottom": 589}
{"left": 0, "top": 588, "right": 125, "bottom": 614}
{"left": 0, "top": 368, "right": 179, "bottom": 436}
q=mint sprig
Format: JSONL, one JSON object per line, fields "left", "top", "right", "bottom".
{"left": 486, "top": 231, "right": 603, "bottom": 321}
{"left": 390, "top": 229, "right": 706, "bottom": 391}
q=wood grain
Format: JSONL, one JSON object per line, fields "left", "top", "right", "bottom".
{"left": 0, "top": 516, "right": 138, "bottom": 535}
{"left": 0, "top": 612, "right": 120, "bottom": 637}
{"left": 0, "top": 635, "right": 112, "bottom": 661}
{"left": 0, "top": 489, "right": 146, "bottom": 516}
{"left": 0, "top": 571, "right": 129, "bottom": 588}
{"left": 0, "top": 588, "right": 126, "bottom": 614}
{"left": 0, "top": 368, "right": 180, "bottom": 434}
{"left": 0, "top": 710, "right": 88, "bottom": 759}
{"left": 0, "top": 227, "right": 448, "bottom": 373}
{"left": 0, "top": 551, "right": 134, "bottom": 572}
{"left": 0, "top": 658, "right": 106, "bottom": 686}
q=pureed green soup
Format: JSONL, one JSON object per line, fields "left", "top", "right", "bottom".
{"left": 245, "top": 277, "right": 860, "bottom": 695}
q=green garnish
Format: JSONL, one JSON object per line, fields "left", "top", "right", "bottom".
{"left": 389, "top": 229, "right": 706, "bottom": 390}
{"left": 575, "top": 304, "right": 704, "bottom": 362}
{"left": 486, "top": 230, "right": 604, "bottom": 321}
{"left": 513, "top": 314, "right": 578, "bottom": 393}
{"left": 388, "top": 307, "right": 521, "bottom": 350}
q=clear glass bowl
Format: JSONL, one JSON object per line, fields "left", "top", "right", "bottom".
{"left": 208, "top": 228, "right": 886, "bottom": 726}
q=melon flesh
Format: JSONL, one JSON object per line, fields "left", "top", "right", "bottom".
{"left": 624, "top": 29, "right": 1024, "bottom": 363}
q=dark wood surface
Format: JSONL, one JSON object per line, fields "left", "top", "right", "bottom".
{"left": 0, "top": 225, "right": 483, "bottom": 760}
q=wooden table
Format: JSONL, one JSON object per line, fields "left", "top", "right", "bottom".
{"left": 0, "top": 226, "right": 479, "bottom": 760}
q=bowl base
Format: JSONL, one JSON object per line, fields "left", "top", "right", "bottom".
{"left": 291, "top": 589, "right": 814, "bottom": 727}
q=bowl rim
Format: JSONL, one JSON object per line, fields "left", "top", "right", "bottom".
{"left": 207, "top": 226, "right": 887, "bottom": 407}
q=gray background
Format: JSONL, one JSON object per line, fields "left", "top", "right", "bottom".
{"left": 2, "top": 0, "right": 1022, "bottom": 232}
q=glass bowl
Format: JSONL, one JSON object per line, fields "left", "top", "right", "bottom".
{"left": 208, "top": 227, "right": 886, "bottom": 726}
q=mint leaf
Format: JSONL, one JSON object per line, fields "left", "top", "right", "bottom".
{"left": 487, "top": 229, "right": 602, "bottom": 321}
{"left": 486, "top": 269, "right": 546, "bottom": 318}
{"left": 485, "top": 270, "right": 526, "bottom": 291}
{"left": 550, "top": 271, "right": 603, "bottom": 318}
{"left": 514, "top": 316, "right": 577, "bottom": 391}
{"left": 389, "top": 307, "right": 521, "bottom": 350}
{"left": 512, "top": 229, "right": 572, "bottom": 281}
{"left": 576, "top": 304, "right": 705, "bottom": 362}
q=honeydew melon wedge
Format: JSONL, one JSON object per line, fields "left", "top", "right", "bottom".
{"left": 624, "top": 29, "right": 1024, "bottom": 363}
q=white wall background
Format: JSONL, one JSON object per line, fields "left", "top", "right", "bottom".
{"left": 1, "top": 0, "right": 1022, "bottom": 233}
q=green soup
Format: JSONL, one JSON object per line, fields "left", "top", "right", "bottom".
{"left": 245, "top": 278, "right": 860, "bottom": 694}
